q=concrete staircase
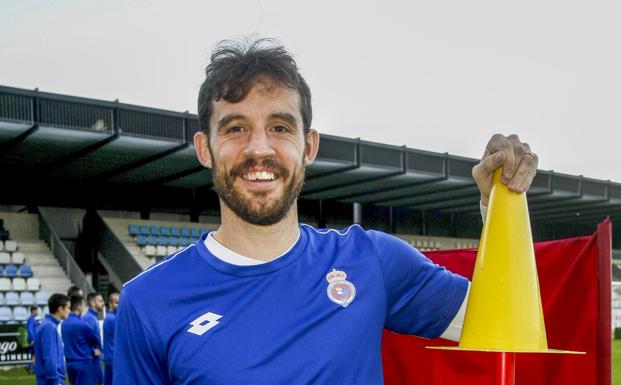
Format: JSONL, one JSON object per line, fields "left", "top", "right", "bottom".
{"left": 1, "top": 212, "right": 74, "bottom": 295}
{"left": 18, "top": 240, "right": 72, "bottom": 295}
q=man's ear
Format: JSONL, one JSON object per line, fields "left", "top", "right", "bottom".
{"left": 303, "top": 129, "right": 320, "bottom": 166}
{"left": 194, "top": 131, "right": 213, "bottom": 169}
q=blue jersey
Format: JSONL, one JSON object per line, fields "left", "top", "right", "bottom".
{"left": 27, "top": 314, "right": 37, "bottom": 344}
{"left": 82, "top": 309, "right": 101, "bottom": 344}
{"left": 61, "top": 313, "right": 100, "bottom": 361}
{"left": 114, "top": 225, "right": 468, "bottom": 385}
{"left": 103, "top": 310, "right": 116, "bottom": 362}
{"left": 34, "top": 314, "right": 66, "bottom": 385}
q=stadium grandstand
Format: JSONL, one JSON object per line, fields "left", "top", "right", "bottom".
{"left": 0, "top": 83, "right": 620, "bottom": 327}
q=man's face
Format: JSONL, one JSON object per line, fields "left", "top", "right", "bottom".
{"left": 195, "top": 82, "right": 319, "bottom": 225}
{"left": 58, "top": 303, "right": 70, "bottom": 321}
{"left": 108, "top": 293, "right": 120, "bottom": 311}
{"left": 91, "top": 295, "right": 105, "bottom": 312}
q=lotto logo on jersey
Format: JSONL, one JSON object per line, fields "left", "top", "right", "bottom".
{"left": 187, "top": 312, "right": 223, "bottom": 336}
{"left": 326, "top": 269, "right": 356, "bottom": 308}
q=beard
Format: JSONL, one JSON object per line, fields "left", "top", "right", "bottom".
{"left": 211, "top": 156, "right": 305, "bottom": 226}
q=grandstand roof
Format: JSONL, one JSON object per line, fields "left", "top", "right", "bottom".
{"left": 1, "top": 84, "right": 620, "bottom": 227}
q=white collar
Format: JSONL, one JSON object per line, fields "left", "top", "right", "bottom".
{"left": 204, "top": 231, "right": 300, "bottom": 266}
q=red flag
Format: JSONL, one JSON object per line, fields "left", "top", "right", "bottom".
{"left": 382, "top": 219, "right": 612, "bottom": 385}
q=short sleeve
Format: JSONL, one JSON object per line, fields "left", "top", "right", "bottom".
{"left": 114, "top": 290, "right": 169, "bottom": 385}
{"left": 369, "top": 231, "right": 469, "bottom": 338}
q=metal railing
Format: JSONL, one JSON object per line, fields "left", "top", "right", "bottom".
{"left": 0, "top": 91, "right": 33, "bottom": 123}
{"left": 118, "top": 109, "right": 185, "bottom": 141}
{"left": 39, "top": 98, "right": 114, "bottom": 133}
{"left": 0, "top": 85, "right": 196, "bottom": 141}
{"left": 38, "top": 210, "right": 95, "bottom": 294}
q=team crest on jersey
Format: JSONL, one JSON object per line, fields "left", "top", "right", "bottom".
{"left": 326, "top": 269, "right": 356, "bottom": 308}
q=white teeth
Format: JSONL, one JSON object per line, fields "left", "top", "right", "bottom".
{"left": 243, "top": 171, "right": 275, "bottom": 181}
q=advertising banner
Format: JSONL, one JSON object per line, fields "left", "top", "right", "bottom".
{"left": 0, "top": 323, "right": 32, "bottom": 365}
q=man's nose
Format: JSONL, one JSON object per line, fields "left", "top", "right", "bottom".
{"left": 242, "top": 129, "right": 276, "bottom": 159}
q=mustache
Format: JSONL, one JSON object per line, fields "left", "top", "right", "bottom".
{"left": 230, "top": 158, "right": 290, "bottom": 178}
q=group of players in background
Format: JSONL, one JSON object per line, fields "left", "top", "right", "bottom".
{"left": 28, "top": 285, "right": 119, "bottom": 385}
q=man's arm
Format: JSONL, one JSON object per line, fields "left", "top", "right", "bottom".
{"left": 84, "top": 314, "right": 101, "bottom": 341}
{"left": 27, "top": 318, "right": 36, "bottom": 345}
{"left": 371, "top": 231, "right": 469, "bottom": 338}
{"left": 439, "top": 282, "right": 470, "bottom": 341}
{"left": 40, "top": 326, "right": 62, "bottom": 384}
{"left": 82, "top": 322, "right": 102, "bottom": 352}
{"left": 114, "top": 290, "right": 168, "bottom": 385}
{"left": 103, "top": 315, "right": 115, "bottom": 360}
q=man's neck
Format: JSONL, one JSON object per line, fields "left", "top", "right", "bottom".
{"left": 213, "top": 203, "right": 300, "bottom": 262}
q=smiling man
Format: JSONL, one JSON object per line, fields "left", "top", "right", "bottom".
{"left": 114, "top": 38, "right": 538, "bottom": 385}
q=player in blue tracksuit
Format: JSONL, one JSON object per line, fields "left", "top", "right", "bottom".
{"left": 83, "top": 293, "right": 105, "bottom": 385}
{"left": 34, "top": 294, "right": 70, "bottom": 385}
{"left": 113, "top": 39, "right": 539, "bottom": 384}
{"left": 103, "top": 291, "right": 119, "bottom": 385}
{"left": 62, "top": 295, "right": 102, "bottom": 385}
{"left": 27, "top": 306, "right": 39, "bottom": 372}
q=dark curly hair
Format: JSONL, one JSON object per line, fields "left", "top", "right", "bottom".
{"left": 197, "top": 38, "right": 312, "bottom": 135}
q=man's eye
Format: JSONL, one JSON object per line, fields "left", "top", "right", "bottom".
{"left": 272, "top": 125, "right": 289, "bottom": 133}
{"left": 227, "top": 126, "right": 244, "bottom": 133}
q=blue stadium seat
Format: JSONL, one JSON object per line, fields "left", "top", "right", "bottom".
{"left": 0, "top": 266, "right": 3, "bottom": 277}
{"left": 179, "top": 237, "right": 191, "bottom": 247}
{"left": 146, "top": 235, "right": 158, "bottom": 246}
{"left": 26, "top": 278, "right": 40, "bottom": 291}
{"left": 180, "top": 227, "right": 190, "bottom": 238}
{"left": 157, "top": 236, "right": 169, "bottom": 246}
{"left": 160, "top": 227, "right": 170, "bottom": 236}
{"left": 0, "top": 307, "right": 11, "bottom": 322}
{"left": 0, "top": 278, "right": 10, "bottom": 291}
{"left": 0, "top": 252, "right": 10, "bottom": 265}
{"left": 13, "top": 306, "right": 28, "bottom": 322}
{"left": 35, "top": 292, "right": 49, "bottom": 306}
{"left": 170, "top": 227, "right": 180, "bottom": 237}
{"left": 20, "top": 292, "right": 34, "bottom": 306}
{"left": 135, "top": 235, "right": 147, "bottom": 247}
{"left": 190, "top": 228, "right": 200, "bottom": 239}
{"left": 18, "top": 265, "right": 33, "bottom": 278}
{"left": 128, "top": 224, "right": 139, "bottom": 236}
{"left": 139, "top": 225, "right": 149, "bottom": 236}
{"left": 5, "top": 292, "right": 19, "bottom": 306}
{"left": 4, "top": 265, "right": 17, "bottom": 278}
{"left": 11, "top": 252, "right": 25, "bottom": 265}
{"left": 149, "top": 226, "right": 160, "bottom": 236}
{"left": 12, "top": 278, "right": 26, "bottom": 291}
{"left": 168, "top": 237, "right": 179, "bottom": 247}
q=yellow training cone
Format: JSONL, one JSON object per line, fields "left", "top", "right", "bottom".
{"left": 430, "top": 169, "right": 583, "bottom": 354}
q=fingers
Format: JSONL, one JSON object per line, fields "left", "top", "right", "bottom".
{"left": 503, "top": 134, "right": 524, "bottom": 183}
{"left": 480, "top": 133, "right": 539, "bottom": 193}
{"left": 508, "top": 143, "right": 538, "bottom": 192}
{"left": 472, "top": 151, "right": 506, "bottom": 204}
{"left": 485, "top": 134, "right": 516, "bottom": 179}
{"left": 473, "top": 150, "right": 506, "bottom": 177}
